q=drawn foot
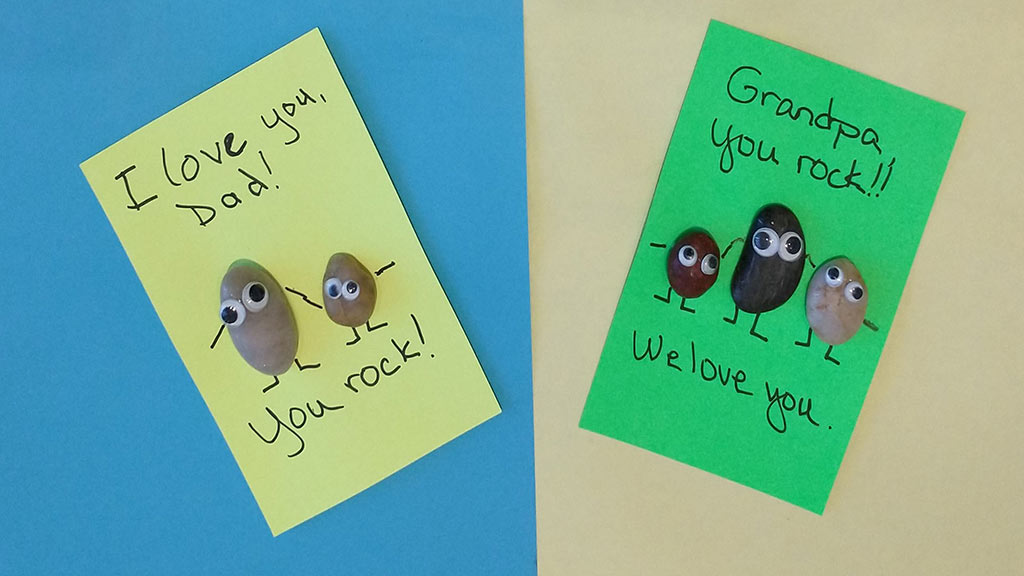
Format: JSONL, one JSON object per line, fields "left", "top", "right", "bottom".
{"left": 294, "top": 358, "right": 321, "bottom": 371}
{"left": 679, "top": 297, "right": 695, "bottom": 314}
{"left": 262, "top": 375, "right": 280, "bottom": 394}
{"left": 749, "top": 313, "right": 768, "bottom": 342}
{"left": 346, "top": 326, "right": 361, "bottom": 346}
{"left": 795, "top": 327, "right": 812, "bottom": 347}
{"left": 723, "top": 305, "right": 738, "bottom": 325}
{"left": 654, "top": 287, "right": 672, "bottom": 304}
{"left": 824, "top": 345, "right": 840, "bottom": 366}
{"left": 366, "top": 318, "right": 389, "bottom": 332}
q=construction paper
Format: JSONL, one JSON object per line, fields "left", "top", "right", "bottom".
{"left": 80, "top": 28, "right": 500, "bottom": 535}
{"left": 580, "top": 20, "right": 963, "bottom": 513}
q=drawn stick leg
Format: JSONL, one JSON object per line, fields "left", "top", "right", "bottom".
{"left": 679, "top": 297, "right": 695, "bottom": 314}
{"left": 749, "top": 313, "right": 768, "bottom": 342}
{"left": 653, "top": 287, "right": 672, "bottom": 304}
{"left": 824, "top": 345, "right": 840, "bottom": 366}
{"left": 795, "top": 327, "right": 813, "bottom": 347}
{"left": 723, "top": 304, "right": 738, "bottom": 325}
{"left": 294, "top": 358, "right": 321, "bottom": 371}
{"left": 262, "top": 375, "right": 280, "bottom": 394}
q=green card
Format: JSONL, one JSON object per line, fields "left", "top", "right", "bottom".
{"left": 580, "top": 21, "right": 963, "bottom": 513}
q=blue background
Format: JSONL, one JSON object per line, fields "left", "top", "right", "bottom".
{"left": 0, "top": 2, "right": 534, "bottom": 574}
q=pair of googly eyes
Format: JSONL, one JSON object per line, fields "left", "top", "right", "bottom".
{"left": 677, "top": 245, "right": 719, "bottom": 275}
{"left": 324, "top": 277, "right": 360, "bottom": 302}
{"left": 751, "top": 227, "right": 803, "bottom": 262}
{"left": 220, "top": 282, "right": 269, "bottom": 327}
{"left": 824, "top": 265, "right": 865, "bottom": 303}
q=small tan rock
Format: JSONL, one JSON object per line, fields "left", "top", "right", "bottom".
{"left": 322, "top": 253, "right": 377, "bottom": 326}
{"left": 219, "top": 260, "right": 298, "bottom": 375}
{"left": 805, "top": 257, "right": 868, "bottom": 346}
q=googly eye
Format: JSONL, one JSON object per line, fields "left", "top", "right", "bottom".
{"left": 242, "top": 282, "right": 268, "bottom": 311}
{"left": 220, "top": 299, "right": 246, "bottom": 327}
{"left": 778, "top": 231, "right": 803, "bottom": 262}
{"left": 341, "top": 280, "right": 360, "bottom": 302}
{"left": 677, "top": 245, "right": 698, "bottom": 267}
{"left": 845, "top": 281, "right": 865, "bottom": 303}
{"left": 825, "top": 266, "right": 844, "bottom": 287}
{"left": 324, "top": 277, "right": 343, "bottom": 300}
{"left": 700, "top": 253, "right": 718, "bottom": 275}
{"left": 751, "top": 227, "right": 779, "bottom": 257}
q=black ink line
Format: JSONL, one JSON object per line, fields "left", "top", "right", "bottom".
{"left": 411, "top": 313, "right": 425, "bottom": 345}
{"left": 824, "top": 345, "right": 840, "bottom": 366}
{"left": 294, "top": 359, "right": 321, "bottom": 371}
{"left": 653, "top": 287, "right": 671, "bottom": 304}
{"left": 210, "top": 324, "right": 225, "bottom": 349}
{"left": 871, "top": 161, "right": 883, "bottom": 188}
{"left": 863, "top": 318, "right": 879, "bottom": 331}
{"left": 258, "top": 149, "right": 272, "bottom": 175}
{"left": 649, "top": 242, "right": 667, "bottom": 248}
{"left": 749, "top": 313, "right": 768, "bottom": 342}
{"left": 161, "top": 148, "right": 181, "bottom": 187}
{"left": 199, "top": 142, "right": 222, "bottom": 164}
{"left": 720, "top": 237, "right": 743, "bottom": 260}
{"left": 262, "top": 376, "right": 280, "bottom": 394}
{"left": 115, "top": 165, "right": 157, "bottom": 211}
{"left": 880, "top": 157, "right": 896, "bottom": 191}
{"left": 723, "top": 304, "right": 738, "bottom": 325}
{"left": 284, "top": 286, "right": 323, "bottom": 309}
{"left": 366, "top": 319, "right": 389, "bottom": 332}
{"left": 375, "top": 261, "right": 396, "bottom": 276}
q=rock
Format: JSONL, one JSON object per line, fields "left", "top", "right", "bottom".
{"left": 219, "top": 260, "right": 298, "bottom": 375}
{"left": 322, "top": 253, "right": 377, "bottom": 326}
{"left": 805, "top": 257, "right": 868, "bottom": 345}
{"left": 731, "top": 203, "right": 806, "bottom": 313}
{"left": 667, "top": 228, "right": 720, "bottom": 298}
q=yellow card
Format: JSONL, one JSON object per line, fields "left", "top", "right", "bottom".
{"left": 80, "top": 29, "right": 501, "bottom": 535}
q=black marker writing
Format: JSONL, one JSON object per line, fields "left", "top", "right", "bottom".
{"left": 175, "top": 203, "right": 216, "bottom": 227}
{"left": 710, "top": 117, "right": 779, "bottom": 174}
{"left": 111, "top": 86, "right": 330, "bottom": 228}
{"left": 628, "top": 330, "right": 825, "bottom": 433}
{"left": 115, "top": 164, "right": 157, "bottom": 211}
{"left": 248, "top": 399, "right": 345, "bottom": 458}
{"left": 260, "top": 87, "right": 329, "bottom": 146}
{"left": 764, "top": 381, "right": 819, "bottom": 434}
{"left": 712, "top": 64, "right": 898, "bottom": 198}
{"left": 726, "top": 65, "right": 882, "bottom": 154}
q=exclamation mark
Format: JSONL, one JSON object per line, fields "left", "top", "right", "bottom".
{"left": 879, "top": 157, "right": 896, "bottom": 194}
{"left": 870, "top": 161, "right": 883, "bottom": 190}
{"left": 259, "top": 150, "right": 281, "bottom": 191}
{"left": 411, "top": 313, "right": 432, "bottom": 358}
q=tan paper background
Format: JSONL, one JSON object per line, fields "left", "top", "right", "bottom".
{"left": 526, "top": 1, "right": 1024, "bottom": 573}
